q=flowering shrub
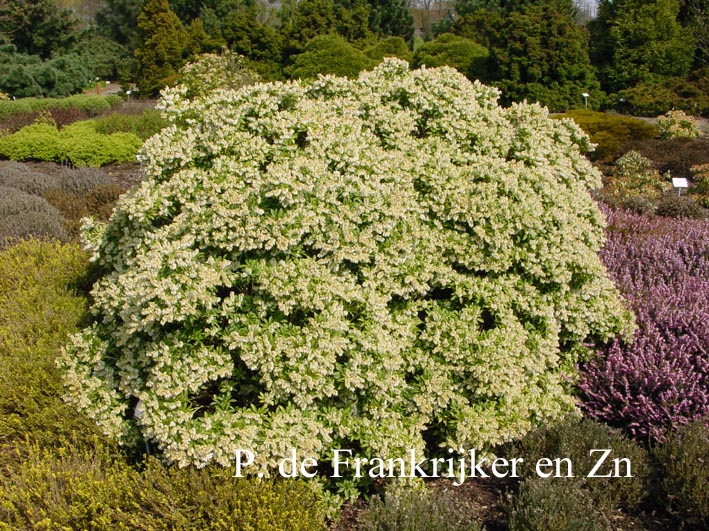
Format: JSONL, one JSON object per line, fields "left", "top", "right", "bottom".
{"left": 579, "top": 208, "right": 709, "bottom": 441}
{"left": 657, "top": 109, "right": 703, "bottom": 139}
{"left": 605, "top": 150, "right": 672, "bottom": 201}
{"left": 59, "top": 60, "right": 632, "bottom": 477}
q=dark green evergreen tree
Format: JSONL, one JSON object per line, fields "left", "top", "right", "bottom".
{"left": 0, "top": 0, "right": 78, "bottom": 59}
{"left": 488, "top": 1, "right": 602, "bottom": 111}
{"left": 678, "top": 0, "right": 708, "bottom": 67}
{"left": 286, "top": 33, "right": 374, "bottom": 79}
{"left": 96, "top": 0, "right": 144, "bottom": 52}
{"left": 282, "top": 0, "right": 338, "bottom": 55}
{"left": 335, "top": 0, "right": 375, "bottom": 45}
{"left": 134, "top": 0, "right": 188, "bottom": 96}
{"left": 589, "top": 0, "right": 697, "bottom": 92}
{"left": 412, "top": 33, "right": 489, "bottom": 80}
{"left": 368, "top": 0, "right": 414, "bottom": 42}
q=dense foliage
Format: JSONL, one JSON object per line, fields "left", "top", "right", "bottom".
{"left": 590, "top": 0, "right": 696, "bottom": 93}
{"left": 579, "top": 208, "right": 709, "bottom": 442}
{"left": 488, "top": 1, "right": 602, "bottom": 112}
{"left": 653, "top": 416, "right": 709, "bottom": 527}
{"left": 286, "top": 34, "right": 374, "bottom": 79}
{"left": 134, "top": 0, "right": 189, "bottom": 96}
{"left": 0, "top": 120, "right": 142, "bottom": 167}
{"left": 0, "top": 239, "right": 328, "bottom": 531}
{"left": 59, "top": 61, "right": 632, "bottom": 481}
{"left": 411, "top": 33, "right": 488, "bottom": 81}
{"left": 358, "top": 486, "right": 483, "bottom": 531}
{"left": 0, "top": 45, "right": 93, "bottom": 99}
{"left": 555, "top": 110, "right": 658, "bottom": 162}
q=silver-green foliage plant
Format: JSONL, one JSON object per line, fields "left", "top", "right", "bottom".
{"left": 59, "top": 60, "right": 634, "bottom": 476}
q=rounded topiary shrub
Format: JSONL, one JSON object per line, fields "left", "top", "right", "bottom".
{"left": 59, "top": 60, "right": 633, "bottom": 476}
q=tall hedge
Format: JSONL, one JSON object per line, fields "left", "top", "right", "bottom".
{"left": 59, "top": 60, "right": 633, "bottom": 480}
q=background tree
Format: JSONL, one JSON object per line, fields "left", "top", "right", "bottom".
{"left": 488, "top": 1, "right": 602, "bottom": 111}
{"left": 412, "top": 33, "right": 489, "bottom": 80}
{"left": 334, "top": 0, "right": 374, "bottom": 45}
{"left": 134, "top": 0, "right": 188, "bottom": 96}
{"left": 0, "top": 0, "right": 78, "bottom": 59}
{"left": 679, "top": 0, "right": 708, "bottom": 68}
{"left": 286, "top": 33, "right": 374, "bottom": 79}
{"left": 364, "top": 36, "right": 412, "bottom": 63}
{"left": 282, "top": 0, "right": 338, "bottom": 55}
{"left": 96, "top": 0, "right": 144, "bottom": 52}
{"left": 215, "top": 5, "right": 282, "bottom": 78}
{"left": 368, "top": 0, "right": 415, "bottom": 42}
{"left": 589, "top": 0, "right": 697, "bottom": 93}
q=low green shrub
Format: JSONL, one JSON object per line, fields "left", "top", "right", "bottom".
{"left": 506, "top": 478, "right": 612, "bottom": 531}
{"left": 655, "top": 192, "right": 708, "bottom": 220}
{"left": 58, "top": 121, "right": 142, "bottom": 167}
{"left": 0, "top": 161, "right": 58, "bottom": 194}
{"left": 510, "top": 416, "right": 652, "bottom": 511}
{"left": 0, "top": 447, "right": 329, "bottom": 531}
{"left": 0, "top": 121, "right": 142, "bottom": 167}
{"left": 557, "top": 110, "right": 658, "bottom": 161}
{"left": 287, "top": 34, "right": 375, "bottom": 79}
{"left": 357, "top": 486, "right": 483, "bottom": 531}
{"left": 119, "top": 459, "right": 329, "bottom": 531}
{"left": 0, "top": 445, "right": 135, "bottom": 531}
{"left": 412, "top": 33, "right": 489, "bottom": 80}
{"left": 92, "top": 109, "right": 167, "bottom": 140}
{"left": 653, "top": 417, "right": 709, "bottom": 528}
{"left": 57, "top": 94, "right": 123, "bottom": 116}
{"left": 615, "top": 76, "right": 709, "bottom": 117}
{"left": 0, "top": 122, "right": 61, "bottom": 161}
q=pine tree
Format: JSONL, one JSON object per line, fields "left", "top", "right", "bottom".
{"left": 134, "top": 0, "right": 188, "bottom": 96}
{"left": 0, "top": 0, "right": 77, "bottom": 59}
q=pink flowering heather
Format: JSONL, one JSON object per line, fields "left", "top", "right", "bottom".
{"left": 579, "top": 207, "right": 709, "bottom": 442}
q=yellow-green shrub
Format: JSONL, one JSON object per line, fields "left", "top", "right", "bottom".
{"left": 556, "top": 110, "right": 658, "bottom": 161}
{"left": 58, "top": 121, "right": 142, "bottom": 167}
{"left": 0, "top": 120, "right": 142, "bottom": 167}
{"left": 0, "top": 447, "right": 329, "bottom": 531}
{"left": 0, "top": 240, "right": 99, "bottom": 474}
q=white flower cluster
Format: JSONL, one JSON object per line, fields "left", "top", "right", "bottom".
{"left": 59, "top": 59, "right": 634, "bottom": 475}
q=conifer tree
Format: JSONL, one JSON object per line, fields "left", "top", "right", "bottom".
{"left": 488, "top": 1, "right": 602, "bottom": 111}
{"left": 590, "top": 0, "right": 696, "bottom": 92}
{"left": 134, "top": 0, "right": 188, "bottom": 96}
{"left": 0, "top": 0, "right": 77, "bottom": 59}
